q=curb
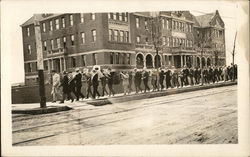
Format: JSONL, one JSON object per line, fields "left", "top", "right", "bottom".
{"left": 87, "top": 81, "right": 237, "bottom": 106}
{"left": 12, "top": 106, "right": 72, "bottom": 115}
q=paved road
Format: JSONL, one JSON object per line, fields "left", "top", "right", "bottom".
{"left": 12, "top": 85, "right": 237, "bottom": 145}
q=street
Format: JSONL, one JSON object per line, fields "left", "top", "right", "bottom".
{"left": 12, "top": 85, "right": 237, "bottom": 145}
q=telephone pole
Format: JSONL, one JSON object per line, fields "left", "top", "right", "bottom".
{"left": 34, "top": 14, "right": 46, "bottom": 108}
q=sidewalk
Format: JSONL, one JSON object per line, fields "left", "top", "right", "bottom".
{"left": 86, "top": 81, "right": 237, "bottom": 106}
{"left": 12, "top": 81, "right": 237, "bottom": 114}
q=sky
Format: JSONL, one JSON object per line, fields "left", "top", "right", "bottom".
{"left": 1, "top": 0, "right": 245, "bottom": 84}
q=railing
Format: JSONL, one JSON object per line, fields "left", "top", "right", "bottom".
{"left": 172, "top": 46, "right": 194, "bottom": 52}
{"left": 47, "top": 47, "right": 67, "bottom": 56}
{"left": 135, "top": 44, "right": 154, "bottom": 50}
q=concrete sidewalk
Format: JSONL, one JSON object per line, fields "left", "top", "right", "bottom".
{"left": 12, "top": 81, "right": 237, "bottom": 114}
{"left": 86, "top": 81, "right": 237, "bottom": 106}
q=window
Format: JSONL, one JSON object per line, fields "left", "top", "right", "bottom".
{"left": 190, "top": 40, "right": 193, "bottom": 47}
{"left": 91, "top": 30, "right": 96, "bottom": 42}
{"left": 127, "top": 53, "right": 131, "bottom": 64}
{"left": 120, "top": 31, "right": 124, "bottom": 42}
{"left": 167, "top": 37, "right": 170, "bottom": 46}
{"left": 71, "top": 57, "right": 76, "bottom": 67}
{"left": 173, "top": 38, "right": 175, "bottom": 46}
{"left": 172, "top": 21, "right": 175, "bottom": 29}
{"left": 80, "top": 13, "right": 84, "bottom": 23}
{"left": 42, "top": 23, "right": 46, "bottom": 32}
{"left": 145, "top": 37, "right": 149, "bottom": 44}
{"left": 116, "top": 53, "right": 120, "bottom": 64}
{"left": 162, "top": 19, "right": 165, "bottom": 28}
{"left": 108, "top": 13, "right": 111, "bottom": 19}
{"left": 81, "top": 55, "right": 86, "bottom": 66}
{"left": 27, "top": 27, "right": 30, "bottom": 36}
{"left": 93, "top": 53, "right": 97, "bottom": 65}
{"left": 69, "top": 14, "right": 73, "bottom": 26}
{"left": 122, "top": 53, "right": 126, "bottom": 64}
{"left": 44, "top": 60, "right": 48, "bottom": 71}
{"left": 81, "top": 32, "right": 85, "bottom": 44}
{"left": 166, "top": 20, "right": 169, "bottom": 29}
{"left": 49, "top": 20, "right": 53, "bottom": 31}
{"left": 70, "top": 35, "right": 75, "bottom": 45}
{"left": 43, "top": 41, "right": 47, "bottom": 51}
{"left": 91, "top": 13, "right": 95, "bottom": 20}
{"left": 145, "top": 20, "right": 148, "bottom": 29}
{"left": 119, "top": 13, "right": 122, "bottom": 21}
{"left": 162, "top": 36, "right": 166, "bottom": 45}
{"left": 136, "top": 17, "right": 140, "bottom": 28}
{"left": 113, "top": 13, "right": 117, "bottom": 20}
{"left": 114, "top": 30, "right": 118, "bottom": 41}
{"left": 124, "top": 13, "right": 128, "bottom": 22}
{"left": 110, "top": 52, "right": 114, "bottom": 64}
{"left": 55, "top": 19, "right": 59, "bottom": 29}
{"left": 27, "top": 44, "right": 31, "bottom": 54}
{"left": 125, "top": 31, "right": 129, "bottom": 42}
{"left": 27, "top": 63, "right": 32, "bottom": 72}
{"left": 109, "top": 29, "right": 113, "bottom": 41}
{"left": 56, "top": 38, "right": 61, "bottom": 48}
{"left": 136, "top": 36, "right": 141, "bottom": 43}
{"left": 63, "top": 37, "right": 66, "bottom": 48}
{"left": 50, "top": 39, "right": 54, "bottom": 49}
{"left": 61, "top": 17, "right": 65, "bottom": 28}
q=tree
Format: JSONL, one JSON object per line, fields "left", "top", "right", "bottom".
{"left": 149, "top": 12, "right": 163, "bottom": 69}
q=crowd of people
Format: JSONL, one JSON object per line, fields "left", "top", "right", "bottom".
{"left": 50, "top": 64, "right": 237, "bottom": 103}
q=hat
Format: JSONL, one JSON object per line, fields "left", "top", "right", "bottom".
{"left": 63, "top": 71, "right": 67, "bottom": 74}
{"left": 51, "top": 69, "right": 56, "bottom": 73}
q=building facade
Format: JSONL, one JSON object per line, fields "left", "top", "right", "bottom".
{"left": 21, "top": 11, "right": 226, "bottom": 85}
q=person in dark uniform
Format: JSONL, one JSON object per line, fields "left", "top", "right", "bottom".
{"left": 208, "top": 66, "right": 213, "bottom": 84}
{"left": 203, "top": 67, "right": 208, "bottom": 84}
{"left": 68, "top": 71, "right": 77, "bottom": 100}
{"left": 92, "top": 69, "right": 99, "bottom": 99}
{"left": 134, "top": 68, "right": 142, "bottom": 93}
{"left": 159, "top": 68, "right": 165, "bottom": 91}
{"left": 74, "top": 68, "right": 85, "bottom": 101}
{"left": 214, "top": 66, "right": 219, "bottom": 83}
{"left": 106, "top": 68, "right": 115, "bottom": 97}
{"left": 128, "top": 71, "right": 133, "bottom": 94}
{"left": 83, "top": 69, "right": 93, "bottom": 99}
{"left": 179, "top": 68, "right": 185, "bottom": 87}
{"left": 183, "top": 66, "right": 189, "bottom": 86}
{"left": 60, "top": 71, "right": 74, "bottom": 103}
{"left": 142, "top": 68, "right": 150, "bottom": 93}
{"left": 100, "top": 69, "right": 108, "bottom": 96}
{"left": 189, "top": 67, "right": 194, "bottom": 86}
{"left": 165, "top": 68, "right": 172, "bottom": 89}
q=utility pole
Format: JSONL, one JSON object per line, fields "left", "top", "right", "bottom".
{"left": 34, "top": 14, "right": 46, "bottom": 108}
{"left": 231, "top": 31, "right": 237, "bottom": 81}
{"left": 232, "top": 32, "right": 237, "bottom": 65}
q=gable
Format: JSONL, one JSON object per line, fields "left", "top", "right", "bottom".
{"left": 210, "top": 14, "right": 224, "bottom": 28}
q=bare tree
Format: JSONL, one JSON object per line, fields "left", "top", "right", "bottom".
{"left": 149, "top": 13, "right": 163, "bottom": 69}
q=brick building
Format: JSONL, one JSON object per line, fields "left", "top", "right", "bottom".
{"left": 21, "top": 11, "right": 226, "bottom": 85}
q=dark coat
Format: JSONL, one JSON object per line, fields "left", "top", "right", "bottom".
{"left": 61, "top": 75, "right": 70, "bottom": 93}
{"left": 159, "top": 70, "right": 165, "bottom": 82}
{"left": 75, "top": 73, "right": 83, "bottom": 87}
{"left": 134, "top": 71, "right": 142, "bottom": 85}
{"left": 92, "top": 73, "right": 99, "bottom": 87}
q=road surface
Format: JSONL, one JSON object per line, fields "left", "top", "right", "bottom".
{"left": 12, "top": 85, "right": 237, "bottom": 145}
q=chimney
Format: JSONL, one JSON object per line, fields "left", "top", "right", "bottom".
{"left": 215, "top": 10, "right": 219, "bottom": 14}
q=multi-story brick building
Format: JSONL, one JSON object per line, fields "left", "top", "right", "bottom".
{"left": 21, "top": 10, "right": 226, "bottom": 85}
